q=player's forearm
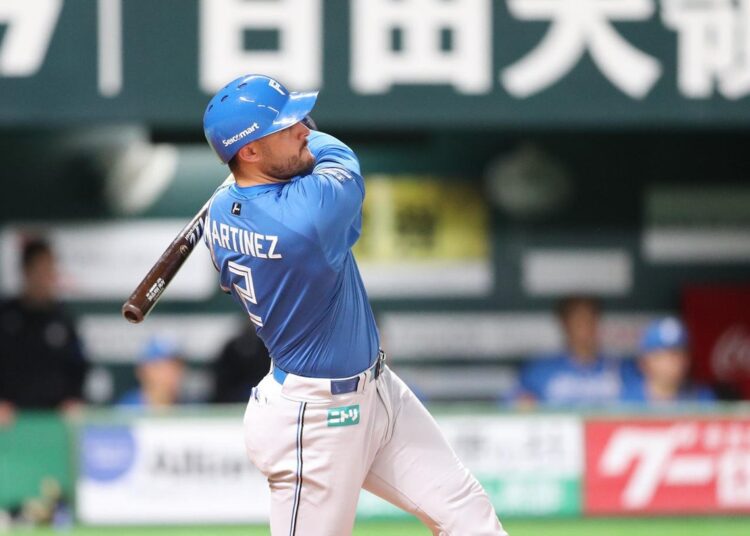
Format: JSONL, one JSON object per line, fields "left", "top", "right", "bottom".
{"left": 308, "top": 131, "right": 362, "bottom": 177}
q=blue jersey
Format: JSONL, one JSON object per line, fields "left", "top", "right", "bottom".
{"left": 204, "top": 131, "right": 380, "bottom": 378}
{"left": 117, "top": 388, "right": 146, "bottom": 407}
{"left": 519, "top": 351, "right": 627, "bottom": 406}
{"left": 620, "top": 377, "right": 716, "bottom": 404}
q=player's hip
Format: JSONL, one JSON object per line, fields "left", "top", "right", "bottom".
{"left": 242, "top": 361, "right": 391, "bottom": 475}
{"left": 268, "top": 350, "right": 385, "bottom": 402}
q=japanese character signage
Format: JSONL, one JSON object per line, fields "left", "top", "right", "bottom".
{"left": 585, "top": 419, "right": 750, "bottom": 514}
{"left": 350, "top": 0, "right": 492, "bottom": 94}
{"left": 503, "top": 0, "right": 661, "bottom": 99}
{"left": 2, "top": 0, "right": 750, "bottom": 126}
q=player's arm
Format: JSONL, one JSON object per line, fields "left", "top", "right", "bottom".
{"left": 515, "top": 360, "right": 544, "bottom": 406}
{"left": 202, "top": 182, "right": 234, "bottom": 288}
{"left": 61, "top": 318, "right": 89, "bottom": 402}
{"left": 294, "top": 131, "right": 366, "bottom": 267}
{"left": 308, "top": 130, "right": 364, "bottom": 190}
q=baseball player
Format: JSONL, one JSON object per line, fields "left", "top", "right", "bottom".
{"left": 202, "top": 74, "right": 506, "bottom": 536}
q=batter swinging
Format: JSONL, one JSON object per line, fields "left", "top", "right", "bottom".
{"left": 202, "top": 74, "right": 506, "bottom": 536}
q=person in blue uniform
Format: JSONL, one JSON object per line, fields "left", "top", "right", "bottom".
{"left": 201, "top": 75, "right": 505, "bottom": 535}
{"left": 518, "top": 296, "right": 631, "bottom": 406}
{"left": 621, "top": 317, "right": 715, "bottom": 404}
{"left": 118, "top": 337, "right": 185, "bottom": 408}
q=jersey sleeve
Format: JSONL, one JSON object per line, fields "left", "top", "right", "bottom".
{"left": 518, "top": 360, "right": 545, "bottom": 401}
{"left": 293, "top": 131, "right": 366, "bottom": 268}
{"left": 203, "top": 186, "right": 232, "bottom": 293}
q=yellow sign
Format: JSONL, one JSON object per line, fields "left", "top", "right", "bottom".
{"left": 355, "top": 175, "right": 488, "bottom": 262}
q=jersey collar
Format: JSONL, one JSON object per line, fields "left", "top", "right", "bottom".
{"left": 230, "top": 182, "right": 285, "bottom": 199}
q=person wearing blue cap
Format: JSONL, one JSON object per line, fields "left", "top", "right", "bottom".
{"left": 118, "top": 337, "right": 185, "bottom": 408}
{"left": 621, "top": 317, "right": 714, "bottom": 404}
{"left": 201, "top": 75, "right": 505, "bottom": 535}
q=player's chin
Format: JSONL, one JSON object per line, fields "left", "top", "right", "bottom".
{"left": 300, "top": 151, "right": 315, "bottom": 172}
{"left": 275, "top": 156, "right": 314, "bottom": 180}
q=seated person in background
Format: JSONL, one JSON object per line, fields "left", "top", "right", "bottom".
{"left": 518, "top": 295, "right": 628, "bottom": 406}
{"left": 211, "top": 325, "right": 271, "bottom": 403}
{"left": 621, "top": 317, "right": 714, "bottom": 404}
{"left": 0, "top": 238, "right": 88, "bottom": 425}
{"left": 118, "top": 337, "right": 185, "bottom": 407}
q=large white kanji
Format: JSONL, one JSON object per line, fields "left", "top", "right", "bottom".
{"left": 199, "top": 0, "right": 322, "bottom": 93}
{"left": 350, "top": 0, "right": 492, "bottom": 94}
{"left": 502, "top": 0, "right": 661, "bottom": 99}
{"left": 663, "top": 0, "right": 750, "bottom": 99}
{"left": 0, "top": 0, "right": 62, "bottom": 77}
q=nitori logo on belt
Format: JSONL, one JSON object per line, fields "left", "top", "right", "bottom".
{"left": 327, "top": 405, "right": 360, "bottom": 427}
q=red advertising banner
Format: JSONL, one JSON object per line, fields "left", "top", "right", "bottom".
{"left": 683, "top": 286, "right": 750, "bottom": 399}
{"left": 585, "top": 419, "right": 750, "bottom": 515}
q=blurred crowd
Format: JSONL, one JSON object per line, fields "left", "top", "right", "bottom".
{"left": 0, "top": 237, "right": 730, "bottom": 426}
{"left": 0, "top": 237, "right": 271, "bottom": 423}
{"left": 514, "top": 296, "right": 714, "bottom": 409}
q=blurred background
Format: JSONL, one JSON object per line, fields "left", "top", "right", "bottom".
{"left": 1, "top": 0, "right": 749, "bottom": 534}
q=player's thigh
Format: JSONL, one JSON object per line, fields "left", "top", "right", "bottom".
{"left": 363, "top": 369, "right": 506, "bottom": 536}
{"left": 245, "top": 379, "right": 384, "bottom": 535}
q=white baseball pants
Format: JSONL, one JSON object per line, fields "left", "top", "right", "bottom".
{"left": 243, "top": 364, "right": 507, "bottom": 536}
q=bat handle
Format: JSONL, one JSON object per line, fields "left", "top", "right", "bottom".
{"left": 121, "top": 213, "right": 206, "bottom": 324}
{"left": 120, "top": 175, "right": 233, "bottom": 324}
{"left": 122, "top": 302, "right": 145, "bottom": 324}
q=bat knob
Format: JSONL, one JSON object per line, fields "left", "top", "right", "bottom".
{"left": 122, "top": 302, "right": 145, "bottom": 324}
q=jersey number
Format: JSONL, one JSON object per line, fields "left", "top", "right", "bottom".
{"left": 228, "top": 261, "right": 263, "bottom": 327}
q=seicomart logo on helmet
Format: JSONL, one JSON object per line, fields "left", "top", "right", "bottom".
{"left": 222, "top": 122, "right": 260, "bottom": 147}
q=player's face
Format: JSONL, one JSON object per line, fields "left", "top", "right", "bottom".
{"left": 23, "top": 251, "right": 58, "bottom": 303}
{"left": 139, "top": 358, "right": 184, "bottom": 405}
{"left": 257, "top": 121, "right": 314, "bottom": 181}
{"left": 563, "top": 303, "right": 599, "bottom": 355}
{"left": 642, "top": 349, "right": 689, "bottom": 389}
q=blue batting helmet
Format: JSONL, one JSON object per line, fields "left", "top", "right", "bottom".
{"left": 203, "top": 74, "right": 318, "bottom": 164}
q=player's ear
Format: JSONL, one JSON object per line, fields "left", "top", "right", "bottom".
{"left": 237, "top": 143, "right": 261, "bottom": 164}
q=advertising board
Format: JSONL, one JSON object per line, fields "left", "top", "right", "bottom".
{"left": 585, "top": 419, "right": 750, "bottom": 515}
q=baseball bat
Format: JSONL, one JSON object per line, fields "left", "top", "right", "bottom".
{"left": 121, "top": 174, "right": 234, "bottom": 324}
{"left": 122, "top": 116, "right": 317, "bottom": 324}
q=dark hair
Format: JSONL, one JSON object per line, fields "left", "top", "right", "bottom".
{"left": 556, "top": 295, "right": 601, "bottom": 320}
{"left": 227, "top": 154, "right": 241, "bottom": 176}
{"left": 21, "top": 237, "right": 53, "bottom": 272}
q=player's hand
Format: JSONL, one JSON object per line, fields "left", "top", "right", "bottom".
{"left": 59, "top": 399, "right": 85, "bottom": 421}
{"left": 0, "top": 400, "right": 16, "bottom": 427}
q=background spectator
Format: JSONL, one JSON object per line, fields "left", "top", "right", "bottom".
{"left": 211, "top": 325, "right": 271, "bottom": 403}
{"left": 517, "top": 296, "right": 631, "bottom": 406}
{"left": 0, "top": 238, "right": 88, "bottom": 425}
{"left": 621, "top": 317, "right": 714, "bottom": 404}
{"left": 118, "top": 337, "right": 185, "bottom": 408}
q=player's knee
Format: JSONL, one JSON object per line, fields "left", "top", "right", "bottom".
{"left": 429, "top": 477, "right": 505, "bottom": 535}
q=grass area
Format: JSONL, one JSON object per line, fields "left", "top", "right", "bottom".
{"left": 10, "top": 517, "right": 750, "bottom": 535}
